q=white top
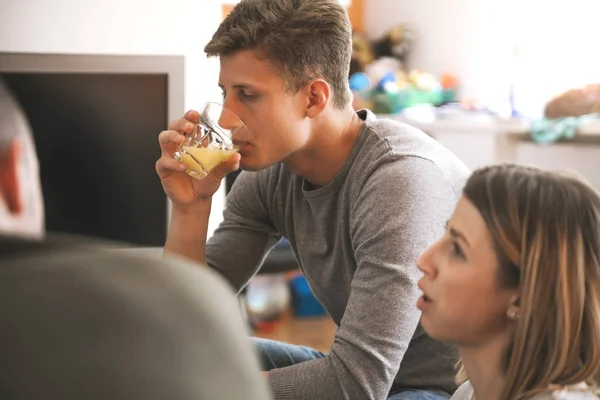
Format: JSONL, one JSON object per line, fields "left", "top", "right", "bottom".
{"left": 451, "top": 381, "right": 599, "bottom": 400}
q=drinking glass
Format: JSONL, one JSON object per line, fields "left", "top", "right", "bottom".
{"left": 174, "top": 102, "right": 244, "bottom": 180}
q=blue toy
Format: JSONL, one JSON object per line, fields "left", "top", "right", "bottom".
{"left": 289, "top": 275, "right": 326, "bottom": 318}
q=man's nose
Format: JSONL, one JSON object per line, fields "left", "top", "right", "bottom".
{"left": 218, "top": 108, "right": 243, "bottom": 134}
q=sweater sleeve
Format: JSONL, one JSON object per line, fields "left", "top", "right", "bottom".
{"left": 205, "top": 169, "right": 282, "bottom": 292}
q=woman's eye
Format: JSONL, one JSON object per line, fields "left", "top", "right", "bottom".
{"left": 452, "top": 241, "right": 465, "bottom": 260}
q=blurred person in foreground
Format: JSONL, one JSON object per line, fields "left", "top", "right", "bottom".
{"left": 0, "top": 77, "right": 270, "bottom": 400}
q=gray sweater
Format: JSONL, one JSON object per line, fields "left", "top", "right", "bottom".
{"left": 206, "top": 110, "right": 471, "bottom": 399}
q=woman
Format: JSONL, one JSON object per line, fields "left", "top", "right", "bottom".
{"left": 417, "top": 164, "right": 600, "bottom": 400}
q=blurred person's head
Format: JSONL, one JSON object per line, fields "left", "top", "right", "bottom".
{"left": 417, "top": 164, "right": 600, "bottom": 399}
{"left": 204, "top": 0, "right": 354, "bottom": 171}
{"left": 0, "top": 78, "right": 44, "bottom": 238}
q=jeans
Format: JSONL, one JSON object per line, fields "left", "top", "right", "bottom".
{"left": 387, "top": 389, "right": 450, "bottom": 400}
{"left": 253, "top": 338, "right": 450, "bottom": 400}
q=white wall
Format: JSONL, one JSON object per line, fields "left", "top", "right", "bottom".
{"left": 365, "top": 0, "right": 600, "bottom": 117}
{"left": 0, "top": 0, "right": 227, "bottom": 238}
{"left": 366, "top": 0, "right": 600, "bottom": 190}
{"left": 515, "top": 142, "right": 600, "bottom": 191}
{"left": 365, "top": 0, "right": 515, "bottom": 108}
{"left": 509, "top": 0, "right": 600, "bottom": 117}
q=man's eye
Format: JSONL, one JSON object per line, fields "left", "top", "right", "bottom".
{"left": 240, "top": 91, "right": 258, "bottom": 101}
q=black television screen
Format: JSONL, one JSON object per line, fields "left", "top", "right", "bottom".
{"left": 0, "top": 53, "right": 184, "bottom": 247}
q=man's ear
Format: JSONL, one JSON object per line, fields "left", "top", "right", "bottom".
{"left": 305, "top": 79, "right": 330, "bottom": 118}
{"left": 0, "top": 139, "right": 23, "bottom": 215}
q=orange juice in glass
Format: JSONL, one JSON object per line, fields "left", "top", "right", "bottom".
{"left": 174, "top": 102, "right": 243, "bottom": 180}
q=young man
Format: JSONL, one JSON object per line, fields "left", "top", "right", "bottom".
{"left": 0, "top": 79, "right": 269, "bottom": 400}
{"left": 156, "top": 0, "right": 470, "bottom": 399}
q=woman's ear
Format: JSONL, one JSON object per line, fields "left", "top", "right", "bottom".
{"left": 506, "top": 294, "right": 520, "bottom": 320}
{"left": 0, "top": 139, "right": 23, "bottom": 215}
{"left": 305, "top": 79, "right": 330, "bottom": 118}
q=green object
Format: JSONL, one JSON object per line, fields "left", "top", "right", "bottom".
{"left": 440, "top": 89, "right": 456, "bottom": 104}
{"left": 530, "top": 117, "right": 580, "bottom": 144}
{"left": 372, "top": 90, "right": 403, "bottom": 114}
{"left": 372, "top": 88, "right": 454, "bottom": 114}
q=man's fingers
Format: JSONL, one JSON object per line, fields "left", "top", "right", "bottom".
{"left": 158, "top": 130, "right": 185, "bottom": 157}
{"left": 168, "top": 117, "right": 197, "bottom": 133}
{"left": 166, "top": 110, "right": 199, "bottom": 132}
{"left": 183, "top": 110, "right": 200, "bottom": 123}
{"left": 210, "top": 152, "right": 241, "bottom": 181}
{"left": 156, "top": 155, "right": 187, "bottom": 178}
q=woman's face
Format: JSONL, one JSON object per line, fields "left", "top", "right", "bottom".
{"left": 416, "top": 196, "right": 518, "bottom": 346}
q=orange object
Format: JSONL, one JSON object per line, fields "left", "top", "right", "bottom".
{"left": 347, "top": 0, "right": 364, "bottom": 32}
{"left": 440, "top": 73, "right": 458, "bottom": 90}
{"left": 222, "top": 4, "right": 235, "bottom": 19}
{"left": 254, "top": 319, "right": 282, "bottom": 333}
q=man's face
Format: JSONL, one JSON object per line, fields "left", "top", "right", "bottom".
{"left": 218, "top": 50, "right": 311, "bottom": 171}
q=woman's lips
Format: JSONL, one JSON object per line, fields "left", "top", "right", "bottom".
{"left": 416, "top": 294, "right": 433, "bottom": 310}
{"left": 417, "top": 281, "right": 433, "bottom": 310}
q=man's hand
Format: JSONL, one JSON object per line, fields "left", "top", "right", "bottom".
{"left": 155, "top": 110, "right": 241, "bottom": 210}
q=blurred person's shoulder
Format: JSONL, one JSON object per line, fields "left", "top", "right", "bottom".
{"left": 0, "top": 232, "right": 270, "bottom": 400}
{"left": 0, "top": 232, "right": 108, "bottom": 261}
{"left": 0, "top": 231, "right": 231, "bottom": 286}
{"left": 0, "top": 232, "right": 235, "bottom": 296}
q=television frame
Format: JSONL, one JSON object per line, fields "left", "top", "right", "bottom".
{"left": 0, "top": 52, "right": 185, "bottom": 247}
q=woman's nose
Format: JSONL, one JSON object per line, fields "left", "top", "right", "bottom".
{"left": 417, "top": 240, "right": 439, "bottom": 277}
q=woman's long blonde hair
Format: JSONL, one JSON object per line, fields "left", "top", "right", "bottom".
{"left": 462, "top": 164, "right": 600, "bottom": 400}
